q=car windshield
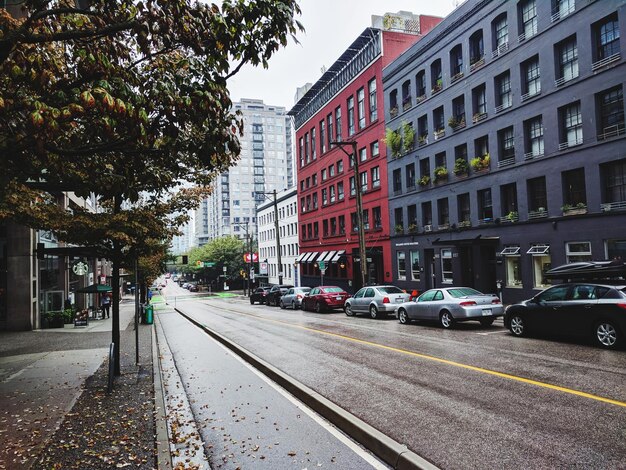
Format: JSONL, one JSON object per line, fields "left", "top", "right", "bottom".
{"left": 378, "top": 286, "right": 404, "bottom": 294}
{"left": 297, "top": 288, "right": 311, "bottom": 293}
{"left": 447, "top": 287, "right": 482, "bottom": 298}
{"left": 323, "top": 287, "right": 344, "bottom": 293}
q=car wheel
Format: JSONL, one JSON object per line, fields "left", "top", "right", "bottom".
{"left": 398, "top": 308, "right": 410, "bottom": 325}
{"left": 480, "top": 317, "right": 495, "bottom": 327}
{"left": 344, "top": 304, "right": 355, "bottom": 316}
{"left": 594, "top": 320, "right": 620, "bottom": 349}
{"left": 509, "top": 315, "right": 526, "bottom": 337}
{"left": 369, "top": 305, "right": 379, "bottom": 319}
{"left": 250, "top": 297, "right": 255, "bottom": 305}
{"left": 291, "top": 300, "right": 297, "bottom": 310}
{"left": 279, "top": 300, "right": 286, "bottom": 309}
{"left": 439, "top": 310, "right": 455, "bottom": 329}
{"left": 315, "top": 302, "right": 324, "bottom": 313}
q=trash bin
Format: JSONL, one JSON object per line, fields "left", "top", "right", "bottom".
{"left": 145, "top": 304, "right": 154, "bottom": 325}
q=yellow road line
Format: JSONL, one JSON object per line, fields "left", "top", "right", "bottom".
{"left": 226, "top": 308, "right": 626, "bottom": 409}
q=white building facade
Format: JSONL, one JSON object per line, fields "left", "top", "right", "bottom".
{"left": 256, "top": 188, "right": 300, "bottom": 286}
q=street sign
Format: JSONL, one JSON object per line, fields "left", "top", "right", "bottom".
{"left": 204, "top": 262, "right": 215, "bottom": 267}
{"left": 244, "top": 253, "right": 259, "bottom": 262}
{"left": 318, "top": 261, "right": 326, "bottom": 271}
{"left": 259, "top": 262, "right": 268, "bottom": 275}
{"left": 223, "top": 266, "right": 227, "bottom": 273}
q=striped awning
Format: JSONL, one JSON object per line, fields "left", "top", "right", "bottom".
{"left": 299, "top": 252, "right": 313, "bottom": 263}
{"left": 315, "top": 251, "right": 330, "bottom": 263}
{"left": 295, "top": 252, "right": 308, "bottom": 263}
{"left": 307, "top": 252, "right": 320, "bottom": 263}
{"left": 330, "top": 250, "right": 346, "bottom": 262}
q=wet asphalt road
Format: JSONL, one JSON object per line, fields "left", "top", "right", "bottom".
{"left": 164, "top": 288, "right": 626, "bottom": 469}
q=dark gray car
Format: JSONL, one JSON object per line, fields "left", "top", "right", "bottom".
{"left": 279, "top": 287, "right": 312, "bottom": 309}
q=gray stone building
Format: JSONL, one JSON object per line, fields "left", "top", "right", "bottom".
{"left": 383, "top": 0, "right": 626, "bottom": 303}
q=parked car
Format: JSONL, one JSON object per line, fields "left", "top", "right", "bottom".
{"left": 279, "top": 287, "right": 312, "bottom": 309}
{"left": 187, "top": 282, "right": 198, "bottom": 292}
{"left": 266, "top": 285, "right": 294, "bottom": 306}
{"left": 504, "top": 282, "right": 626, "bottom": 349}
{"left": 302, "top": 286, "right": 350, "bottom": 313}
{"left": 344, "top": 285, "right": 410, "bottom": 319}
{"left": 397, "top": 287, "right": 504, "bottom": 328}
{"left": 250, "top": 287, "right": 271, "bottom": 305}
{"left": 182, "top": 282, "right": 190, "bottom": 289}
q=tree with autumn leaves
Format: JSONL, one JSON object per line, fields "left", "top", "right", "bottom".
{"left": 0, "top": 0, "right": 302, "bottom": 372}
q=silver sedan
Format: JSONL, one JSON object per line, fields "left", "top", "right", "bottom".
{"left": 344, "top": 285, "right": 411, "bottom": 319}
{"left": 397, "top": 287, "right": 504, "bottom": 328}
{"left": 279, "top": 287, "right": 311, "bottom": 309}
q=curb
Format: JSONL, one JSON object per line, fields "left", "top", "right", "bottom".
{"left": 175, "top": 307, "right": 440, "bottom": 470}
{"left": 152, "top": 320, "right": 173, "bottom": 470}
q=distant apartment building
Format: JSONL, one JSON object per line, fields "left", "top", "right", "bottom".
{"left": 383, "top": 0, "right": 626, "bottom": 302}
{"left": 171, "top": 212, "right": 196, "bottom": 256}
{"left": 288, "top": 11, "right": 442, "bottom": 292}
{"left": 256, "top": 188, "right": 300, "bottom": 286}
{"left": 196, "top": 99, "right": 293, "bottom": 246}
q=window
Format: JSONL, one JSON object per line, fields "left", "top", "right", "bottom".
{"left": 311, "top": 127, "right": 316, "bottom": 160}
{"left": 330, "top": 217, "right": 337, "bottom": 236}
{"left": 371, "top": 166, "right": 380, "bottom": 188}
{"left": 502, "top": 246, "right": 522, "bottom": 287}
{"left": 416, "top": 70, "right": 426, "bottom": 98}
{"left": 321, "top": 168, "right": 327, "bottom": 181}
{"left": 312, "top": 174, "right": 317, "bottom": 186}
{"left": 557, "top": 36, "right": 578, "bottom": 83}
{"left": 322, "top": 219, "right": 329, "bottom": 237}
{"left": 408, "top": 204, "right": 417, "bottom": 227}
{"left": 562, "top": 168, "right": 587, "bottom": 207}
{"left": 373, "top": 206, "right": 382, "bottom": 229}
{"left": 606, "top": 239, "right": 626, "bottom": 260}
{"left": 422, "top": 201, "right": 432, "bottom": 227}
{"left": 329, "top": 164, "right": 335, "bottom": 178}
{"left": 498, "top": 126, "right": 515, "bottom": 164}
{"left": 349, "top": 176, "right": 356, "bottom": 196}
{"left": 389, "top": 89, "right": 398, "bottom": 114}
{"left": 411, "top": 251, "right": 421, "bottom": 281}
{"left": 527, "top": 176, "right": 547, "bottom": 213}
{"left": 312, "top": 192, "right": 318, "bottom": 209}
{"left": 363, "top": 209, "right": 370, "bottom": 230}
{"left": 417, "top": 115, "right": 428, "bottom": 142}
{"left": 525, "top": 116, "right": 544, "bottom": 158}
{"left": 370, "top": 141, "right": 379, "bottom": 158}
{"left": 478, "top": 188, "right": 493, "bottom": 221}
{"left": 458, "top": 193, "right": 471, "bottom": 223}
{"left": 560, "top": 102, "right": 583, "bottom": 148}
{"left": 337, "top": 181, "right": 344, "bottom": 200}
{"left": 359, "top": 147, "right": 366, "bottom": 162}
{"left": 493, "top": 14, "right": 509, "bottom": 52}
{"left": 495, "top": 71, "right": 512, "bottom": 110}
{"left": 473, "top": 84, "right": 487, "bottom": 117}
{"left": 299, "top": 137, "right": 304, "bottom": 167}
{"left": 368, "top": 78, "right": 378, "bottom": 122}
{"left": 335, "top": 106, "right": 342, "bottom": 142}
{"left": 522, "top": 55, "right": 541, "bottom": 98}
{"left": 360, "top": 171, "right": 368, "bottom": 192}
{"left": 470, "top": 30, "right": 484, "bottom": 65}
{"left": 437, "top": 198, "right": 450, "bottom": 227}
{"left": 304, "top": 132, "right": 309, "bottom": 162}
{"left": 519, "top": 0, "right": 537, "bottom": 41}
{"left": 327, "top": 113, "right": 333, "bottom": 150}
{"left": 552, "top": 0, "right": 574, "bottom": 21}
{"left": 441, "top": 249, "right": 453, "bottom": 283}
{"left": 475, "top": 135, "right": 489, "bottom": 158}
{"left": 320, "top": 119, "right": 326, "bottom": 154}
{"left": 431, "top": 59, "right": 442, "bottom": 91}
{"left": 402, "top": 80, "right": 412, "bottom": 110}
{"left": 455, "top": 144, "right": 468, "bottom": 162}
{"left": 433, "top": 106, "right": 445, "bottom": 133}
{"left": 357, "top": 87, "right": 366, "bottom": 130}
{"left": 406, "top": 163, "right": 416, "bottom": 190}
{"left": 321, "top": 188, "right": 328, "bottom": 205}
{"left": 338, "top": 215, "right": 345, "bottom": 234}
{"left": 594, "top": 13, "right": 620, "bottom": 61}
{"left": 500, "top": 183, "right": 518, "bottom": 218}
{"left": 602, "top": 159, "right": 626, "bottom": 205}
{"left": 452, "top": 95, "right": 465, "bottom": 126}
{"left": 347, "top": 96, "right": 355, "bottom": 136}
{"left": 394, "top": 207, "right": 404, "bottom": 228}
{"left": 337, "top": 160, "right": 344, "bottom": 173}
{"left": 397, "top": 252, "right": 407, "bottom": 280}
{"left": 597, "top": 86, "right": 624, "bottom": 139}
{"left": 566, "top": 241, "right": 592, "bottom": 263}
{"left": 450, "top": 44, "right": 463, "bottom": 77}
{"left": 393, "top": 168, "right": 402, "bottom": 193}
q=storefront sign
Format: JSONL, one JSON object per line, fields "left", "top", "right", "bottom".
{"left": 72, "top": 260, "right": 89, "bottom": 276}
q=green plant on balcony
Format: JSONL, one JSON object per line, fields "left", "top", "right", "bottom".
{"left": 576, "top": 202, "right": 587, "bottom": 210}
{"left": 506, "top": 211, "right": 518, "bottom": 222}
{"left": 401, "top": 121, "right": 414, "bottom": 153}
{"left": 470, "top": 153, "right": 490, "bottom": 171}
{"left": 395, "top": 224, "right": 404, "bottom": 234}
{"left": 408, "top": 223, "right": 418, "bottom": 234}
{"left": 385, "top": 127, "right": 402, "bottom": 157}
{"left": 453, "top": 158, "right": 469, "bottom": 176}
{"left": 417, "top": 134, "right": 427, "bottom": 146}
{"left": 418, "top": 174, "right": 431, "bottom": 187}
{"left": 433, "top": 166, "right": 448, "bottom": 182}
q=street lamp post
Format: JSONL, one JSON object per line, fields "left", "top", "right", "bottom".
{"left": 331, "top": 141, "right": 367, "bottom": 287}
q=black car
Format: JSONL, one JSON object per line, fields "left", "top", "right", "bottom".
{"left": 504, "top": 282, "right": 626, "bottom": 349}
{"left": 266, "top": 284, "right": 294, "bottom": 307}
{"left": 250, "top": 287, "right": 271, "bottom": 305}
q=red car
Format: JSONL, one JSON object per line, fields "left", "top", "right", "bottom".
{"left": 302, "top": 286, "right": 350, "bottom": 313}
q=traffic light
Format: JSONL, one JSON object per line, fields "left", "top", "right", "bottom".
{"left": 182, "top": 255, "right": 188, "bottom": 265}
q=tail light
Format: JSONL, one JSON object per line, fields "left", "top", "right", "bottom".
{"left": 617, "top": 303, "right": 626, "bottom": 310}
{"left": 459, "top": 301, "right": 477, "bottom": 307}
{"left": 382, "top": 296, "right": 390, "bottom": 303}
{"left": 297, "top": 294, "right": 303, "bottom": 299}
{"left": 491, "top": 298, "right": 502, "bottom": 304}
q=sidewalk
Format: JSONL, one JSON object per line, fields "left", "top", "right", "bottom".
{"left": 0, "top": 299, "right": 161, "bottom": 469}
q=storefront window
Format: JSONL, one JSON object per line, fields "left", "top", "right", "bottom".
{"left": 566, "top": 241, "right": 591, "bottom": 262}
{"left": 397, "top": 251, "right": 406, "bottom": 280}
{"left": 410, "top": 251, "right": 421, "bottom": 281}
{"left": 501, "top": 245, "right": 521, "bottom": 287}
{"left": 441, "top": 249, "right": 453, "bottom": 284}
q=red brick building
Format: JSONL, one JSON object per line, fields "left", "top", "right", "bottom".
{"left": 288, "top": 12, "right": 441, "bottom": 292}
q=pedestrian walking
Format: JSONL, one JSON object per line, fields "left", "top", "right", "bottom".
{"left": 100, "top": 293, "right": 111, "bottom": 319}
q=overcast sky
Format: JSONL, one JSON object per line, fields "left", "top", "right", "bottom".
{"left": 226, "top": 0, "right": 459, "bottom": 110}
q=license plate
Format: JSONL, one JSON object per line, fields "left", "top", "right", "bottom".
{"left": 336, "top": 296, "right": 342, "bottom": 300}
{"left": 482, "top": 308, "right": 492, "bottom": 315}
{"left": 395, "top": 298, "right": 403, "bottom": 303}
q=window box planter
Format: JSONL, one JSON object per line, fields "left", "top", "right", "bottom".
{"left": 458, "top": 220, "right": 471, "bottom": 228}
{"left": 451, "top": 72, "right": 464, "bottom": 82}
{"left": 433, "top": 166, "right": 448, "bottom": 183}
{"left": 416, "top": 94, "right": 427, "bottom": 104}
{"left": 407, "top": 224, "right": 418, "bottom": 234}
{"left": 434, "top": 128, "right": 445, "bottom": 140}
{"left": 528, "top": 209, "right": 548, "bottom": 219}
{"left": 453, "top": 158, "right": 469, "bottom": 177}
{"left": 395, "top": 224, "right": 404, "bottom": 235}
{"left": 472, "top": 112, "right": 487, "bottom": 124}
{"left": 562, "top": 204, "right": 587, "bottom": 216}
{"left": 470, "top": 154, "right": 490, "bottom": 172}
{"left": 418, "top": 175, "right": 431, "bottom": 187}
{"left": 417, "top": 135, "right": 428, "bottom": 147}
{"left": 390, "top": 107, "right": 398, "bottom": 118}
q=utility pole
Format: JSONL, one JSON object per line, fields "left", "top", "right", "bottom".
{"left": 273, "top": 189, "right": 283, "bottom": 285}
{"left": 331, "top": 141, "right": 367, "bottom": 287}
